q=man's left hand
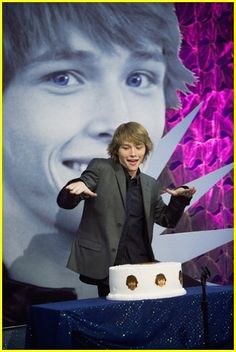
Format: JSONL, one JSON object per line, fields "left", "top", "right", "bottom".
{"left": 166, "top": 187, "right": 196, "bottom": 198}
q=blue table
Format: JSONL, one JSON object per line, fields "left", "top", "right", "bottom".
{"left": 26, "top": 285, "right": 233, "bottom": 349}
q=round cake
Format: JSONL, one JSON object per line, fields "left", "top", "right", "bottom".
{"left": 107, "top": 262, "right": 186, "bottom": 300}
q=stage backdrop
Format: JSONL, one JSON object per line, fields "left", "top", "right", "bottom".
{"left": 3, "top": 2, "right": 233, "bottom": 327}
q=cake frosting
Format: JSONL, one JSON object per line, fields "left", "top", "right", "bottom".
{"left": 107, "top": 262, "right": 186, "bottom": 300}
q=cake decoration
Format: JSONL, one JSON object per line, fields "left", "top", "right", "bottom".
{"left": 126, "top": 275, "right": 138, "bottom": 290}
{"left": 155, "top": 273, "right": 167, "bottom": 287}
{"left": 107, "top": 262, "right": 186, "bottom": 300}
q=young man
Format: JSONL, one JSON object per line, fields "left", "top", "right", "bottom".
{"left": 57, "top": 122, "right": 196, "bottom": 296}
{"left": 3, "top": 3, "right": 195, "bottom": 315}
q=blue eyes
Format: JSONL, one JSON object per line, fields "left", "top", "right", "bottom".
{"left": 52, "top": 73, "right": 70, "bottom": 86}
{"left": 46, "top": 71, "right": 155, "bottom": 89}
{"left": 51, "top": 73, "right": 70, "bottom": 86}
{"left": 126, "top": 72, "right": 155, "bottom": 89}
{"left": 126, "top": 74, "right": 142, "bottom": 87}
{"left": 41, "top": 70, "right": 159, "bottom": 96}
{"left": 44, "top": 71, "right": 83, "bottom": 88}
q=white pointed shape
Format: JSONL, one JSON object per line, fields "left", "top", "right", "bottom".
{"left": 142, "top": 100, "right": 233, "bottom": 267}
{"left": 185, "top": 163, "right": 233, "bottom": 209}
{"left": 152, "top": 228, "right": 233, "bottom": 263}
{"left": 146, "top": 103, "right": 202, "bottom": 178}
{"left": 153, "top": 163, "right": 233, "bottom": 262}
{"left": 160, "top": 162, "right": 234, "bottom": 207}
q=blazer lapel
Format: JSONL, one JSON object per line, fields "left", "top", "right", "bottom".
{"left": 140, "top": 173, "right": 152, "bottom": 234}
{"left": 114, "top": 162, "right": 126, "bottom": 209}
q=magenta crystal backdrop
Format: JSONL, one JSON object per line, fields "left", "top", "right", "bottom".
{"left": 159, "top": 3, "right": 233, "bottom": 284}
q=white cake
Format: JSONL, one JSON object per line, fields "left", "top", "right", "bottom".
{"left": 107, "top": 262, "right": 186, "bottom": 300}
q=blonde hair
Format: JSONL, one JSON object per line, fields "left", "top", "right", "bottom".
{"left": 107, "top": 122, "right": 153, "bottom": 162}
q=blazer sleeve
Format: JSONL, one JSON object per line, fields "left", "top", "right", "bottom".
{"left": 56, "top": 158, "right": 101, "bottom": 209}
{"left": 153, "top": 186, "right": 192, "bottom": 228}
{"left": 57, "top": 178, "right": 83, "bottom": 209}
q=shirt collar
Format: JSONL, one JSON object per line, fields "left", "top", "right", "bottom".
{"left": 120, "top": 164, "right": 140, "bottom": 180}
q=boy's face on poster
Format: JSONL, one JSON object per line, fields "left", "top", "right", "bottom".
{"left": 4, "top": 27, "right": 166, "bottom": 228}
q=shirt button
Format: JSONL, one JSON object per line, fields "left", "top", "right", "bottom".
{"left": 111, "top": 248, "right": 116, "bottom": 253}
{"left": 117, "top": 222, "right": 122, "bottom": 227}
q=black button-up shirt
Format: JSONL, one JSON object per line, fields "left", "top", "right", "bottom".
{"left": 114, "top": 167, "right": 152, "bottom": 265}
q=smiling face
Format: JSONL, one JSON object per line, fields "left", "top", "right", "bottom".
{"left": 118, "top": 142, "right": 146, "bottom": 178}
{"left": 4, "top": 27, "right": 166, "bottom": 230}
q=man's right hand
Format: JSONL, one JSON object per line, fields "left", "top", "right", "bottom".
{"left": 65, "top": 181, "right": 97, "bottom": 198}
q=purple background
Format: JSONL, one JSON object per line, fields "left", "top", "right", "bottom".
{"left": 159, "top": 3, "right": 233, "bottom": 284}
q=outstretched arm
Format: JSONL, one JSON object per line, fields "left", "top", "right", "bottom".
{"left": 65, "top": 181, "right": 97, "bottom": 197}
{"left": 57, "top": 158, "right": 100, "bottom": 209}
{"left": 154, "top": 185, "right": 196, "bottom": 228}
{"left": 57, "top": 180, "right": 97, "bottom": 209}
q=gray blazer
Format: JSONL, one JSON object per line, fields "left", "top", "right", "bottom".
{"left": 57, "top": 158, "right": 190, "bottom": 279}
